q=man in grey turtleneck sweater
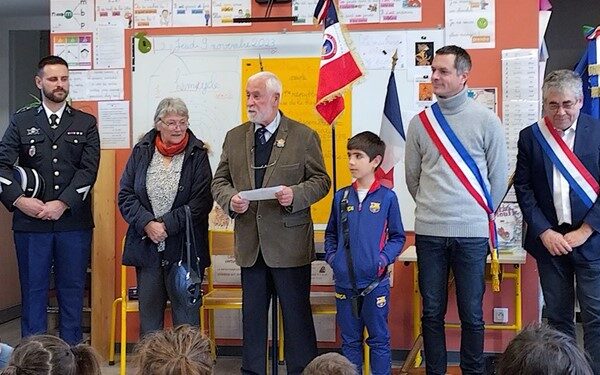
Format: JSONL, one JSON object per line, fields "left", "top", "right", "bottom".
{"left": 405, "top": 45, "right": 508, "bottom": 375}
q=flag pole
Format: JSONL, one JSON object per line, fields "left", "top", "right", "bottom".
{"left": 331, "top": 122, "right": 337, "bottom": 192}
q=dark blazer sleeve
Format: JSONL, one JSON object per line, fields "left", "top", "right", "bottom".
{"left": 118, "top": 146, "right": 155, "bottom": 236}
{"left": 162, "top": 148, "right": 213, "bottom": 236}
{"left": 514, "top": 127, "right": 552, "bottom": 239}
{"left": 58, "top": 113, "right": 100, "bottom": 211}
{"left": 580, "top": 117, "right": 600, "bottom": 232}
{"left": 0, "top": 117, "right": 24, "bottom": 209}
{"left": 290, "top": 129, "right": 331, "bottom": 213}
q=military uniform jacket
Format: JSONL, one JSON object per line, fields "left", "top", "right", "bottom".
{"left": 0, "top": 105, "right": 100, "bottom": 232}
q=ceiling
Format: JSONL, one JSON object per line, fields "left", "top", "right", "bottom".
{"left": 0, "top": 0, "right": 49, "bottom": 17}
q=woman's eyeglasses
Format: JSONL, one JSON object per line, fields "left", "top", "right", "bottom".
{"left": 160, "top": 118, "right": 189, "bottom": 129}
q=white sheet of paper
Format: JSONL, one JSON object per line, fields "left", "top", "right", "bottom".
{"left": 98, "top": 101, "right": 130, "bottom": 149}
{"left": 238, "top": 186, "right": 282, "bottom": 201}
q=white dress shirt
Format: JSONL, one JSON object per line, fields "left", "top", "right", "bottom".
{"left": 552, "top": 121, "right": 577, "bottom": 225}
{"left": 254, "top": 111, "right": 281, "bottom": 142}
{"left": 42, "top": 102, "right": 67, "bottom": 125}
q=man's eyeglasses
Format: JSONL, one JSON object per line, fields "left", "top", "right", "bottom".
{"left": 546, "top": 101, "right": 577, "bottom": 112}
{"left": 160, "top": 118, "right": 189, "bottom": 129}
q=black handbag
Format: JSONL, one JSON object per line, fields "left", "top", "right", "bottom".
{"left": 166, "top": 205, "right": 203, "bottom": 308}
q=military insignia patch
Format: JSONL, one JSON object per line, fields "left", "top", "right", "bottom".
{"left": 26, "top": 127, "right": 40, "bottom": 136}
{"left": 376, "top": 296, "right": 386, "bottom": 308}
{"left": 28, "top": 145, "right": 36, "bottom": 157}
{"left": 369, "top": 202, "right": 381, "bottom": 213}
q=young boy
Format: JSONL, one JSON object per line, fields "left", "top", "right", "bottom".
{"left": 325, "top": 131, "right": 405, "bottom": 375}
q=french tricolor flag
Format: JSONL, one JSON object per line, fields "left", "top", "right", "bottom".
{"left": 314, "top": 0, "right": 363, "bottom": 125}
{"left": 375, "top": 71, "right": 405, "bottom": 188}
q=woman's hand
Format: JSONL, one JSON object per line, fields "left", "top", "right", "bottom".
{"left": 144, "top": 221, "right": 168, "bottom": 243}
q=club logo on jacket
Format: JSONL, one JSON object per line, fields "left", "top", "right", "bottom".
{"left": 369, "top": 202, "right": 381, "bottom": 213}
{"left": 376, "top": 296, "right": 386, "bottom": 308}
{"left": 335, "top": 292, "right": 347, "bottom": 300}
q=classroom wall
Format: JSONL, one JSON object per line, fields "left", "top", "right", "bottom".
{"left": 38, "top": 0, "right": 541, "bottom": 357}
{"left": 104, "top": 0, "right": 540, "bottom": 354}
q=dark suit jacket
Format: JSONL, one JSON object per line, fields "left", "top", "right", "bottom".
{"left": 211, "top": 113, "right": 331, "bottom": 268}
{"left": 0, "top": 104, "right": 100, "bottom": 232}
{"left": 514, "top": 113, "right": 600, "bottom": 261}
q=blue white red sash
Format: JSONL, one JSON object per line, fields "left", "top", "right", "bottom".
{"left": 419, "top": 103, "right": 498, "bottom": 248}
{"left": 532, "top": 117, "right": 599, "bottom": 209}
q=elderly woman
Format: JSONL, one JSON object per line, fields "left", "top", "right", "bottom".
{"left": 118, "top": 98, "right": 213, "bottom": 335}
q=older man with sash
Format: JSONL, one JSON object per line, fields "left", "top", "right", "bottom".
{"left": 405, "top": 45, "right": 508, "bottom": 375}
{"left": 515, "top": 69, "right": 600, "bottom": 373}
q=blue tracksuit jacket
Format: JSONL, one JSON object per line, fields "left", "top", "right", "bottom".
{"left": 324, "top": 180, "right": 406, "bottom": 289}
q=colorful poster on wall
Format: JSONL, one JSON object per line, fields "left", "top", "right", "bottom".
{"left": 133, "top": 0, "right": 173, "bottom": 28}
{"left": 52, "top": 34, "right": 92, "bottom": 70}
{"left": 96, "top": 0, "right": 134, "bottom": 28}
{"left": 212, "top": 0, "right": 252, "bottom": 26}
{"left": 173, "top": 0, "right": 212, "bottom": 26}
{"left": 339, "top": 0, "right": 379, "bottom": 24}
{"left": 51, "top": 0, "right": 95, "bottom": 33}
{"left": 380, "top": 0, "right": 422, "bottom": 23}
{"left": 445, "top": 0, "right": 495, "bottom": 49}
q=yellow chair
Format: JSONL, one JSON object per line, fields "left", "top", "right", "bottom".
{"left": 200, "top": 230, "right": 243, "bottom": 357}
{"left": 278, "top": 231, "right": 371, "bottom": 375}
{"left": 108, "top": 237, "right": 170, "bottom": 375}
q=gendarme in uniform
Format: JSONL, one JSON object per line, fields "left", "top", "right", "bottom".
{"left": 0, "top": 98, "right": 100, "bottom": 344}
{"left": 0, "top": 104, "right": 99, "bottom": 231}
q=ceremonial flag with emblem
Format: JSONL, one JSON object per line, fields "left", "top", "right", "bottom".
{"left": 314, "top": 0, "right": 363, "bottom": 125}
{"left": 375, "top": 71, "right": 405, "bottom": 188}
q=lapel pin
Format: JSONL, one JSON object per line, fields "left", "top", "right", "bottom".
{"left": 275, "top": 139, "right": 285, "bottom": 148}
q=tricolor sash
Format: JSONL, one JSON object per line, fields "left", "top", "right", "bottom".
{"left": 532, "top": 117, "right": 599, "bottom": 209}
{"left": 418, "top": 103, "right": 498, "bottom": 249}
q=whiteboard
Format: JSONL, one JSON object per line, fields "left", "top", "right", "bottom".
{"left": 131, "top": 29, "right": 445, "bottom": 230}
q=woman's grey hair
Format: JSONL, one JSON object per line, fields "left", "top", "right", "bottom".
{"left": 248, "top": 71, "right": 283, "bottom": 99}
{"left": 153, "top": 97, "right": 189, "bottom": 128}
{"left": 542, "top": 69, "right": 583, "bottom": 102}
